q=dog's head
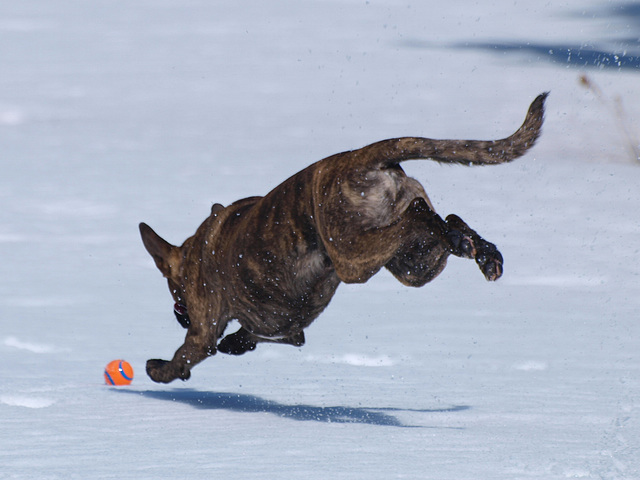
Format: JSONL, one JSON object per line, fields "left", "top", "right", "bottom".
{"left": 139, "top": 222, "right": 190, "bottom": 327}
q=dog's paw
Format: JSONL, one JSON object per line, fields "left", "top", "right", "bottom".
{"left": 218, "top": 330, "right": 257, "bottom": 356}
{"left": 475, "top": 245, "right": 503, "bottom": 281}
{"left": 446, "top": 230, "right": 476, "bottom": 259}
{"left": 146, "top": 359, "right": 191, "bottom": 383}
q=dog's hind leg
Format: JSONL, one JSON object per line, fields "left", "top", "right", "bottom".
{"left": 322, "top": 197, "right": 458, "bottom": 283}
{"left": 385, "top": 209, "right": 504, "bottom": 286}
{"left": 384, "top": 237, "right": 451, "bottom": 287}
{"left": 444, "top": 213, "right": 504, "bottom": 281}
{"left": 323, "top": 195, "right": 502, "bottom": 285}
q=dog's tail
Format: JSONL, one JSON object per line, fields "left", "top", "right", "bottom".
{"left": 356, "top": 92, "right": 548, "bottom": 168}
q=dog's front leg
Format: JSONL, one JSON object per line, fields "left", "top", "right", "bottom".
{"left": 147, "top": 326, "right": 218, "bottom": 383}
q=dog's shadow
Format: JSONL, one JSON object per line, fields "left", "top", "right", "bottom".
{"left": 116, "top": 388, "right": 469, "bottom": 428}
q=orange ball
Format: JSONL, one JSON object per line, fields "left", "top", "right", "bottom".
{"left": 104, "top": 360, "right": 134, "bottom": 386}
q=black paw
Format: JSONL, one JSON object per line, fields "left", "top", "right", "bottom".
{"left": 218, "top": 329, "right": 257, "bottom": 355}
{"left": 447, "top": 230, "right": 476, "bottom": 258}
{"left": 475, "top": 245, "right": 503, "bottom": 281}
{"left": 146, "top": 359, "right": 191, "bottom": 383}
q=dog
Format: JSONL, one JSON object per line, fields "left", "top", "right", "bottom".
{"left": 140, "top": 93, "right": 547, "bottom": 383}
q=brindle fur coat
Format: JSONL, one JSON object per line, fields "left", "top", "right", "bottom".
{"left": 140, "top": 93, "right": 547, "bottom": 383}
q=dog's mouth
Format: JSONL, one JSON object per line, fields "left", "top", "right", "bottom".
{"left": 173, "top": 302, "right": 190, "bottom": 328}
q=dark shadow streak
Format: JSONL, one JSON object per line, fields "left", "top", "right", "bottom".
{"left": 115, "top": 389, "right": 469, "bottom": 428}
{"left": 402, "top": 39, "right": 640, "bottom": 72}
{"left": 401, "top": 2, "right": 640, "bottom": 72}
{"left": 455, "top": 42, "right": 640, "bottom": 72}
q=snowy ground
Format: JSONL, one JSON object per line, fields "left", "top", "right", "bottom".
{"left": 2, "top": 0, "right": 640, "bottom": 479}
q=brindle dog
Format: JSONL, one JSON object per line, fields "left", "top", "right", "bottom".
{"left": 140, "top": 93, "right": 547, "bottom": 383}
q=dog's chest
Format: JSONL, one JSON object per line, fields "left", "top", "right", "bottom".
{"left": 199, "top": 200, "right": 340, "bottom": 332}
{"left": 221, "top": 248, "right": 339, "bottom": 335}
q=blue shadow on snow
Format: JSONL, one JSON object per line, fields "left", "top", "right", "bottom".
{"left": 115, "top": 389, "right": 469, "bottom": 428}
{"left": 402, "top": 39, "right": 640, "bottom": 72}
{"left": 402, "top": 2, "right": 640, "bottom": 72}
{"left": 452, "top": 42, "right": 640, "bottom": 72}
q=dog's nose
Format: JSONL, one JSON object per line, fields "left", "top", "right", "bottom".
{"left": 174, "top": 303, "right": 187, "bottom": 315}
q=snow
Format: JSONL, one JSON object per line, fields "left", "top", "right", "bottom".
{"left": 1, "top": 0, "right": 640, "bottom": 478}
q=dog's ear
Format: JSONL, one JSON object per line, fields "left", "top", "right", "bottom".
{"left": 139, "top": 222, "right": 181, "bottom": 279}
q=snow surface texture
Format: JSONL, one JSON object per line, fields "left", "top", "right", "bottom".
{"left": 2, "top": 1, "right": 639, "bottom": 479}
